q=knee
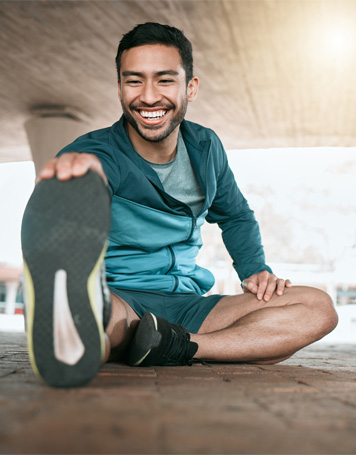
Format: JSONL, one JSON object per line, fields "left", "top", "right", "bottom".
{"left": 307, "top": 287, "right": 338, "bottom": 336}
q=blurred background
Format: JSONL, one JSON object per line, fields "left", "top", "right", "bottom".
{"left": 0, "top": 0, "right": 355, "bottom": 342}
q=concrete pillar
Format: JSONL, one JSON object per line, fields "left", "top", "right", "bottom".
{"left": 24, "top": 107, "right": 89, "bottom": 175}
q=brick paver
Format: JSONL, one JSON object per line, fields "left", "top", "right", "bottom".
{"left": 0, "top": 332, "right": 355, "bottom": 454}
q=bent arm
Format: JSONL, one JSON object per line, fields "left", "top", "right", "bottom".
{"left": 217, "top": 200, "right": 272, "bottom": 282}
{"left": 206, "top": 147, "right": 272, "bottom": 283}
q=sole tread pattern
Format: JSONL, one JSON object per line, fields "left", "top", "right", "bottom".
{"left": 21, "top": 171, "right": 111, "bottom": 388}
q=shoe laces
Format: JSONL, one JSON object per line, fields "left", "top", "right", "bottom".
{"left": 162, "top": 325, "right": 193, "bottom": 366}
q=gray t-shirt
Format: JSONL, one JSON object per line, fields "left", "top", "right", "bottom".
{"left": 146, "top": 131, "right": 205, "bottom": 216}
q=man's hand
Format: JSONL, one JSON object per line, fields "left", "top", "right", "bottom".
{"left": 37, "top": 152, "right": 107, "bottom": 184}
{"left": 242, "top": 271, "right": 292, "bottom": 302}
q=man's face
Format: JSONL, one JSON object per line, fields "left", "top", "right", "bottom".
{"left": 118, "top": 44, "right": 198, "bottom": 143}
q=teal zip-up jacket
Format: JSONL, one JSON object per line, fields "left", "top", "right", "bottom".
{"left": 58, "top": 116, "right": 272, "bottom": 294}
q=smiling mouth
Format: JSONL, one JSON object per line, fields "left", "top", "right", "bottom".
{"left": 138, "top": 110, "right": 169, "bottom": 121}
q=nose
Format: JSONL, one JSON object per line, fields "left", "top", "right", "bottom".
{"left": 139, "top": 81, "right": 161, "bottom": 106}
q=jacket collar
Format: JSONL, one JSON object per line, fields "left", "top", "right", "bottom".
{"left": 111, "top": 116, "right": 212, "bottom": 194}
{"left": 180, "top": 120, "right": 211, "bottom": 195}
{"left": 111, "top": 116, "right": 164, "bottom": 189}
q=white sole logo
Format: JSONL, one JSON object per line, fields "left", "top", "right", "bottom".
{"left": 53, "top": 269, "right": 85, "bottom": 365}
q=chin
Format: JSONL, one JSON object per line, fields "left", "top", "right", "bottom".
{"left": 140, "top": 133, "right": 169, "bottom": 143}
{"left": 138, "top": 125, "right": 174, "bottom": 143}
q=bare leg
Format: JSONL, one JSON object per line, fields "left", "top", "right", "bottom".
{"left": 191, "top": 286, "right": 338, "bottom": 364}
{"left": 103, "top": 292, "right": 140, "bottom": 363}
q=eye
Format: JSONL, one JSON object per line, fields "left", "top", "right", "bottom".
{"left": 160, "top": 79, "right": 175, "bottom": 84}
{"left": 126, "top": 80, "right": 141, "bottom": 85}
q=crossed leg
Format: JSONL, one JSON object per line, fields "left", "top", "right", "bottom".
{"left": 192, "top": 286, "right": 338, "bottom": 364}
{"left": 104, "top": 286, "right": 338, "bottom": 365}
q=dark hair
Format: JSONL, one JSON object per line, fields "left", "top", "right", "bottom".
{"left": 115, "top": 22, "right": 193, "bottom": 84}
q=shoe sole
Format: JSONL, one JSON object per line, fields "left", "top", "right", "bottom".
{"left": 128, "top": 312, "right": 162, "bottom": 366}
{"left": 21, "top": 171, "right": 111, "bottom": 388}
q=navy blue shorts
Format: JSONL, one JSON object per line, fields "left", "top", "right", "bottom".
{"left": 108, "top": 287, "right": 225, "bottom": 334}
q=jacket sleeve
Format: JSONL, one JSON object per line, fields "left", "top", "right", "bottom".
{"left": 205, "top": 139, "right": 272, "bottom": 282}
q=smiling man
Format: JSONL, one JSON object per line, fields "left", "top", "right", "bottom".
{"left": 119, "top": 44, "right": 193, "bottom": 145}
{"left": 21, "top": 22, "right": 338, "bottom": 388}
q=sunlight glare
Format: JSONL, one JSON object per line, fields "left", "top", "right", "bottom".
{"left": 324, "top": 24, "right": 355, "bottom": 56}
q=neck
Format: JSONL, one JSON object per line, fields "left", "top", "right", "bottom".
{"left": 126, "top": 123, "right": 179, "bottom": 163}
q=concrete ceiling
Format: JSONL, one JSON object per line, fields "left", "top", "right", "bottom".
{"left": 1, "top": 0, "right": 356, "bottom": 163}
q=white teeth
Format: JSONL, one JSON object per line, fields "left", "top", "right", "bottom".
{"left": 139, "top": 110, "right": 167, "bottom": 119}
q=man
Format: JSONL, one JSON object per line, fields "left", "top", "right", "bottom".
{"left": 21, "top": 23, "right": 338, "bottom": 388}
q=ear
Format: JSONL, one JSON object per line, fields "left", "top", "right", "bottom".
{"left": 187, "top": 76, "right": 199, "bottom": 102}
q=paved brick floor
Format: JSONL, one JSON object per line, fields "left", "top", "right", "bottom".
{"left": 0, "top": 332, "right": 355, "bottom": 454}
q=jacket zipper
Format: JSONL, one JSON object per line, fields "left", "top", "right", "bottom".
{"left": 150, "top": 180, "right": 199, "bottom": 242}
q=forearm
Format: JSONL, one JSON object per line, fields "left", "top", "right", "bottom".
{"left": 218, "top": 208, "right": 272, "bottom": 282}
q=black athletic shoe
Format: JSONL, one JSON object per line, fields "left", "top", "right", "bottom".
{"left": 21, "top": 170, "right": 111, "bottom": 388}
{"left": 128, "top": 312, "right": 198, "bottom": 367}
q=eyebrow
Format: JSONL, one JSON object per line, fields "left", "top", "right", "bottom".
{"left": 121, "top": 70, "right": 180, "bottom": 78}
{"left": 156, "top": 70, "right": 180, "bottom": 77}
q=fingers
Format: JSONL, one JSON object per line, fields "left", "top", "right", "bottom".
{"left": 55, "top": 153, "right": 78, "bottom": 181}
{"left": 255, "top": 271, "right": 271, "bottom": 301}
{"left": 36, "top": 157, "right": 58, "bottom": 182}
{"left": 260, "top": 275, "right": 277, "bottom": 301}
{"left": 263, "top": 277, "right": 292, "bottom": 302}
{"left": 243, "top": 279, "right": 258, "bottom": 295}
{"left": 71, "top": 153, "right": 108, "bottom": 184}
{"left": 243, "top": 272, "right": 292, "bottom": 302}
{"left": 243, "top": 271, "right": 270, "bottom": 301}
{"left": 276, "top": 279, "right": 286, "bottom": 296}
{"left": 37, "top": 153, "right": 107, "bottom": 184}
